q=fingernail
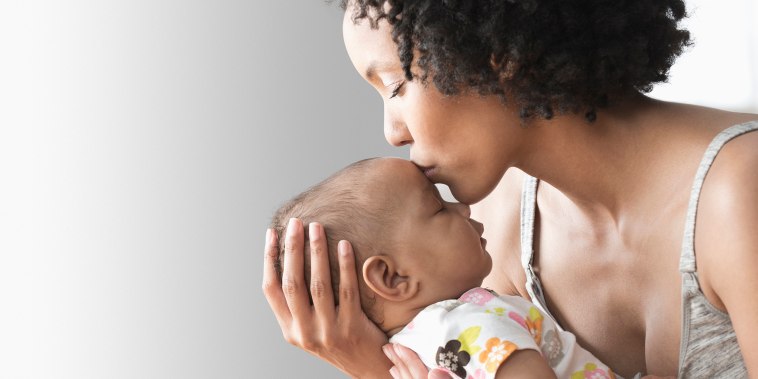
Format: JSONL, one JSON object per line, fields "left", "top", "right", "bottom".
{"left": 265, "top": 228, "right": 271, "bottom": 244}
{"left": 338, "top": 240, "right": 350, "bottom": 257}
{"left": 394, "top": 343, "right": 406, "bottom": 359}
{"left": 288, "top": 217, "right": 299, "bottom": 229}
{"left": 309, "top": 222, "right": 322, "bottom": 240}
{"left": 382, "top": 344, "right": 394, "bottom": 360}
{"left": 389, "top": 367, "right": 399, "bottom": 379}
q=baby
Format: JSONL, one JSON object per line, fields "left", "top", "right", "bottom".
{"left": 271, "top": 157, "right": 615, "bottom": 379}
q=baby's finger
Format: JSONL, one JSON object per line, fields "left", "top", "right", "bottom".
{"left": 282, "top": 218, "right": 311, "bottom": 317}
{"left": 336, "top": 240, "right": 361, "bottom": 317}
{"left": 308, "top": 222, "right": 336, "bottom": 320}
{"left": 262, "top": 228, "right": 291, "bottom": 324}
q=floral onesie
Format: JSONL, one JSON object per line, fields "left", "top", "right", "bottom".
{"left": 389, "top": 288, "right": 615, "bottom": 379}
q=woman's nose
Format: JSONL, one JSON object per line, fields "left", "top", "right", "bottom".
{"left": 384, "top": 109, "right": 412, "bottom": 147}
{"left": 448, "top": 202, "right": 471, "bottom": 218}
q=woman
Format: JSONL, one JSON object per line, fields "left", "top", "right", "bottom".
{"left": 263, "top": 1, "right": 758, "bottom": 377}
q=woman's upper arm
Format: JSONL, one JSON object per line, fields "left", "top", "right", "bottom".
{"left": 696, "top": 142, "right": 758, "bottom": 375}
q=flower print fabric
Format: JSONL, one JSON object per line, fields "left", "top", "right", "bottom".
{"left": 479, "top": 337, "right": 517, "bottom": 373}
{"left": 435, "top": 340, "right": 470, "bottom": 377}
{"left": 389, "top": 288, "right": 616, "bottom": 379}
{"left": 459, "top": 287, "right": 495, "bottom": 305}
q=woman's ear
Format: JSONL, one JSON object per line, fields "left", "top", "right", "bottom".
{"left": 362, "top": 255, "right": 418, "bottom": 302}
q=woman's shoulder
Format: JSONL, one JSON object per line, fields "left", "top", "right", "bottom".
{"left": 654, "top": 104, "right": 757, "bottom": 171}
{"left": 694, "top": 113, "right": 758, "bottom": 194}
{"left": 687, "top": 113, "right": 758, "bottom": 310}
{"left": 682, "top": 107, "right": 758, "bottom": 226}
{"left": 694, "top": 112, "right": 758, "bottom": 215}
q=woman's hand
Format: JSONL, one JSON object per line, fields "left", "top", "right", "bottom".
{"left": 262, "top": 219, "right": 392, "bottom": 378}
{"left": 383, "top": 343, "right": 449, "bottom": 379}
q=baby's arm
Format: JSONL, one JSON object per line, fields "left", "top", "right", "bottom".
{"left": 494, "top": 350, "right": 557, "bottom": 379}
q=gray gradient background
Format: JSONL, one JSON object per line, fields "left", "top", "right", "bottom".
{"left": 0, "top": 1, "right": 755, "bottom": 378}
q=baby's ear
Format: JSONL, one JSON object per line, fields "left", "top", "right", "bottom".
{"left": 362, "top": 256, "right": 418, "bottom": 302}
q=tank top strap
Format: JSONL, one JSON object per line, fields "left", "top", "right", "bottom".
{"left": 519, "top": 175, "right": 560, "bottom": 328}
{"left": 679, "top": 121, "right": 758, "bottom": 273}
{"left": 520, "top": 175, "right": 539, "bottom": 269}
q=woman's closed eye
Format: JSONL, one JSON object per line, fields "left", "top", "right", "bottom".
{"left": 388, "top": 80, "right": 405, "bottom": 98}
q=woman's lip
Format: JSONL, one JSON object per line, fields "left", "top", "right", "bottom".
{"left": 412, "top": 161, "right": 437, "bottom": 178}
{"left": 419, "top": 166, "right": 437, "bottom": 179}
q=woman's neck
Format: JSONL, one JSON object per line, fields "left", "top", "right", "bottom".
{"left": 512, "top": 94, "right": 681, "bottom": 221}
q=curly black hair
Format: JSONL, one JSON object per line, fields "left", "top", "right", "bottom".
{"left": 341, "top": 0, "right": 691, "bottom": 121}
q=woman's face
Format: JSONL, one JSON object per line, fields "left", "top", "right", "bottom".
{"left": 342, "top": 11, "right": 524, "bottom": 204}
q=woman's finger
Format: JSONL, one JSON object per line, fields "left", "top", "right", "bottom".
{"left": 383, "top": 344, "right": 428, "bottom": 379}
{"left": 394, "top": 344, "right": 429, "bottom": 378}
{"left": 281, "top": 218, "right": 311, "bottom": 318}
{"left": 262, "top": 228, "right": 291, "bottom": 325}
{"left": 383, "top": 344, "right": 404, "bottom": 378}
{"left": 336, "top": 240, "right": 361, "bottom": 317}
{"left": 428, "top": 368, "right": 453, "bottom": 379}
{"left": 308, "top": 222, "right": 336, "bottom": 320}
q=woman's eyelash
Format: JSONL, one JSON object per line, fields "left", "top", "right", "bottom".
{"left": 389, "top": 81, "right": 405, "bottom": 98}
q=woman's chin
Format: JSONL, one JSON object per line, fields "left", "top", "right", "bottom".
{"left": 449, "top": 183, "right": 490, "bottom": 205}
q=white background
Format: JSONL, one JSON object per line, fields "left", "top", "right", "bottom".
{"left": 0, "top": 0, "right": 755, "bottom": 378}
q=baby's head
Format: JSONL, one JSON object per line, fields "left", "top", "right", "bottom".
{"left": 271, "top": 157, "right": 492, "bottom": 334}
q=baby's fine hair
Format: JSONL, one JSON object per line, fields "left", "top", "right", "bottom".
{"left": 270, "top": 158, "right": 390, "bottom": 311}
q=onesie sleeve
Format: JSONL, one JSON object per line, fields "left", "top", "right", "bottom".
{"left": 390, "top": 288, "right": 545, "bottom": 379}
{"left": 389, "top": 288, "right": 616, "bottom": 379}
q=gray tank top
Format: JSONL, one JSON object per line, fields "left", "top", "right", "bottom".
{"left": 520, "top": 121, "right": 758, "bottom": 378}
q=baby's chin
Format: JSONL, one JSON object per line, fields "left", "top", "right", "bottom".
{"left": 467, "top": 252, "right": 493, "bottom": 287}
{"left": 483, "top": 252, "right": 493, "bottom": 278}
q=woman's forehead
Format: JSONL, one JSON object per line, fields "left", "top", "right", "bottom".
{"left": 342, "top": 11, "right": 401, "bottom": 76}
